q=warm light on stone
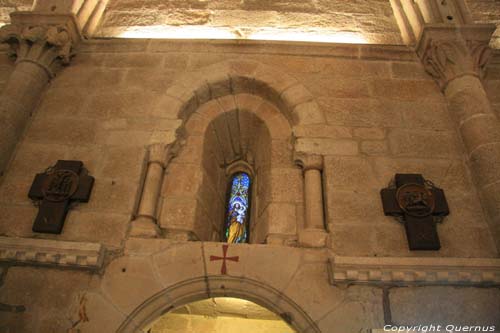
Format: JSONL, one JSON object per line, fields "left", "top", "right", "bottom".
{"left": 117, "top": 25, "right": 368, "bottom": 44}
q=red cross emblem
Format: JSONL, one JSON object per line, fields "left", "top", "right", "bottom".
{"left": 209, "top": 244, "right": 239, "bottom": 275}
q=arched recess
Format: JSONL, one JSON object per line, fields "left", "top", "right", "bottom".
{"left": 165, "top": 60, "right": 326, "bottom": 126}
{"left": 157, "top": 60, "right": 327, "bottom": 244}
{"left": 160, "top": 94, "right": 302, "bottom": 244}
{"left": 116, "top": 276, "right": 321, "bottom": 333}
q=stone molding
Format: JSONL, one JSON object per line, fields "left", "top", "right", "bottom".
{"left": 416, "top": 24, "right": 496, "bottom": 90}
{"left": 0, "top": 236, "right": 104, "bottom": 270}
{"left": 329, "top": 256, "right": 500, "bottom": 286}
{"left": 0, "top": 12, "right": 81, "bottom": 77}
{"left": 147, "top": 143, "right": 169, "bottom": 168}
{"left": 294, "top": 152, "right": 323, "bottom": 171}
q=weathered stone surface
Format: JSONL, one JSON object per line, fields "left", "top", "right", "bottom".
{"left": 390, "top": 286, "right": 500, "bottom": 326}
{"left": 102, "top": 256, "right": 164, "bottom": 313}
{"left": 387, "top": 129, "right": 461, "bottom": 158}
{"left": 96, "top": 0, "right": 402, "bottom": 44}
{"left": 316, "top": 286, "right": 384, "bottom": 333}
{"left": 0, "top": 266, "right": 92, "bottom": 333}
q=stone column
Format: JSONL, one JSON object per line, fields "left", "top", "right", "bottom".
{"left": 129, "top": 144, "right": 169, "bottom": 238}
{"left": 0, "top": 13, "right": 80, "bottom": 177}
{"left": 294, "top": 152, "right": 328, "bottom": 248}
{"left": 417, "top": 25, "right": 500, "bottom": 252}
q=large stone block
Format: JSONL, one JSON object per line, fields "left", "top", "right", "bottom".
{"left": 64, "top": 211, "right": 128, "bottom": 248}
{"left": 295, "top": 138, "right": 359, "bottom": 156}
{"left": 0, "top": 267, "right": 92, "bottom": 333}
{"left": 324, "top": 156, "right": 379, "bottom": 190}
{"left": 361, "top": 140, "right": 389, "bottom": 155}
{"left": 262, "top": 202, "right": 297, "bottom": 235}
{"left": 0, "top": 204, "right": 37, "bottom": 237}
{"left": 321, "top": 97, "right": 403, "bottom": 128}
{"left": 101, "top": 146, "right": 145, "bottom": 180}
{"left": 370, "top": 79, "right": 443, "bottom": 102}
{"left": 52, "top": 67, "right": 125, "bottom": 90}
{"left": 316, "top": 286, "right": 384, "bottom": 333}
{"left": 389, "top": 286, "right": 500, "bottom": 327}
{"left": 103, "top": 53, "right": 165, "bottom": 68}
{"left": 86, "top": 179, "right": 137, "bottom": 214}
{"left": 26, "top": 116, "right": 97, "bottom": 145}
{"left": 329, "top": 224, "right": 375, "bottom": 256}
{"left": 387, "top": 129, "right": 461, "bottom": 158}
{"left": 102, "top": 256, "right": 164, "bottom": 314}
{"left": 391, "top": 61, "right": 431, "bottom": 80}
{"left": 159, "top": 197, "right": 198, "bottom": 230}
{"left": 327, "top": 189, "right": 386, "bottom": 226}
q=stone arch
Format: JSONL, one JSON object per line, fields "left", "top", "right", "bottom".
{"left": 159, "top": 94, "right": 303, "bottom": 244}
{"left": 164, "top": 60, "right": 326, "bottom": 126}
{"left": 116, "top": 276, "right": 321, "bottom": 333}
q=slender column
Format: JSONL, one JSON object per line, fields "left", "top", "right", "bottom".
{"left": 294, "top": 152, "right": 328, "bottom": 248}
{"left": 0, "top": 14, "right": 79, "bottom": 177}
{"left": 129, "top": 144, "right": 169, "bottom": 238}
{"left": 417, "top": 26, "right": 500, "bottom": 252}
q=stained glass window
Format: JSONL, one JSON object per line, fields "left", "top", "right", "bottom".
{"left": 224, "top": 172, "right": 251, "bottom": 243}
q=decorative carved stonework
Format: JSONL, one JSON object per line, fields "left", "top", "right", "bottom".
{"left": 329, "top": 256, "right": 500, "bottom": 286}
{"left": 416, "top": 25, "right": 496, "bottom": 90}
{"left": 0, "top": 12, "right": 81, "bottom": 77}
{"left": 28, "top": 160, "right": 94, "bottom": 234}
{"left": 381, "top": 174, "right": 449, "bottom": 251}
{"left": 293, "top": 152, "right": 323, "bottom": 171}
{"left": 0, "top": 237, "right": 104, "bottom": 270}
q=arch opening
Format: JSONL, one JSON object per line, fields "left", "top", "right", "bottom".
{"left": 160, "top": 94, "right": 302, "bottom": 245}
{"left": 116, "top": 276, "right": 321, "bottom": 333}
{"left": 146, "top": 297, "right": 297, "bottom": 333}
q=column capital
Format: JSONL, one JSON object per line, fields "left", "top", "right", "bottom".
{"left": 0, "top": 12, "right": 81, "bottom": 78}
{"left": 148, "top": 143, "right": 169, "bottom": 167}
{"left": 416, "top": 25, "right": 496, "bottom": 90}
{"left": 294, "top": 152, "right": 323, "bottom": 171}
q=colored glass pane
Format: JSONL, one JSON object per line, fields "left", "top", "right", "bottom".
{"left": 225, "top": 172, "right": 251, "bottom": 243}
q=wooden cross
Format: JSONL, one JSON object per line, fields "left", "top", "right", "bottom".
{"left": 28, "top": 160, "right": 94, "bottom": 234}
{"left": 209, "top": 244, "right": 239, "bottom": 275}
{"left": 380, "top": 174, "right": 449, "bottom": 250}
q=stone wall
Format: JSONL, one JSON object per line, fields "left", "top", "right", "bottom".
{"left": 95, "top": 0, "right": 402, "bottom": 44}
{"left": 466, "top": 0, "right": 500, "bottom": 48}
{"left": 0, "top": 39, "right": 497, "bottom": 256}
{"left": 0, "top": 0, "right": 32, "bottom": 26}
{"left": 0, "top": 39, "right": 499, "bottom": 333}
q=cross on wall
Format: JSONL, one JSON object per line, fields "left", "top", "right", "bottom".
{"left": 209, "top": 244, "right": 239, "bottom": 275}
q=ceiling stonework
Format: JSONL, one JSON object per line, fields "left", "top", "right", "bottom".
{"left": 94, "top": 0, "right": 403, "bottom": 44}
{"left": 465, "top": 0, "right": 500, "bottom": 48}
{"left": 0, "top": 0, "right": 32, "bottom": 25}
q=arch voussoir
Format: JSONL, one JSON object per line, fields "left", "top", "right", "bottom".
{"left": 165, "top": 60, "right": 325, "bottom": 127}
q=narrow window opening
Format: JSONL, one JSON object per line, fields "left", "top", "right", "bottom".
{"left": 224, "top": 172, "right": 251, "bottom": 243}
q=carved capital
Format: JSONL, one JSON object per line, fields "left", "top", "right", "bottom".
{"left": 294, "top": 152, "right": 323, "bottom": 171}
{"left": 416, "top": 25, "right": 496, "bottom": 90}
{"left": 0, "top": 12, "right": 81, "bottom": 78}
{"left": 148, "top": 144, "right": 168, "bottom": 167}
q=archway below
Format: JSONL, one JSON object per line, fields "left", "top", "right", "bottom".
{"left": 147, "top": 297, "right": 296, "bottom": 333}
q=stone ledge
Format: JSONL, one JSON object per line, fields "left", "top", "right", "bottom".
{"left": 329, "top": 256, "right": 500, "bottom": 286}
{"left": 0, "top": 236, "right": 104, "bottom": 270}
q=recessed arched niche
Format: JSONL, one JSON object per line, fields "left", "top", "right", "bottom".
{"left": 159, "top": 93, "right": 302, "bottom": 245}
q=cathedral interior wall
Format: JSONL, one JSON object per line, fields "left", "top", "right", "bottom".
{"left": 0, "top": 37, "right": 499, "bottom": 332}
{"left": 0, "top": 39, "right": 497, "bottom": 256}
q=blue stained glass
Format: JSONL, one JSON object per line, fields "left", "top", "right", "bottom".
{"left": 225, "top": 172, "right": 251, "bottom": 243}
